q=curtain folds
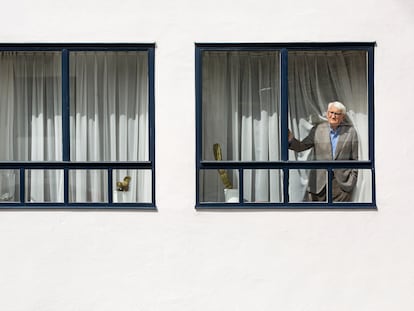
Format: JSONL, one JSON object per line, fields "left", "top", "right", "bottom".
{"left": 288, "top": 51, "right": 369, "bottom": 202}
{"left": 202, "top": 51, "right": 281, "bottom": 202}
{"left": 202, "top": 50, "right": 370, "bottom": 203}
{"left": 69, "top": 51, "right": 150, "bottom": 203}
{"left": 0, "top": 52, "right": 62, "bottom": 202}
{"left": 0, "top": 51, "right": 150, "bottom": 203}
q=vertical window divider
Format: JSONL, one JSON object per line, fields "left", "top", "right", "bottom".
{"left": 62, "top": 49, "right": 70, "bottom": 161}
{"left": 280, "top": 48, "right": 289, "bottom": 203}
{"left": 280, "top": 48, "right": 288, "bottom": 160}
{"left": 283, "top": 168, "right": 289, "bottom": 204}
{"left": 148, "top": 47, "right": 156, "bottom": 206}
{"left": 368, "top": 46, "right": 375, "bottom": 164}
{"left": 327, "top": 168, "right": 333, "bottom": 204}
{"left": 368, "top": 46, "right": 376, "bottom": 206}
{"left": 238, "top": 168, "right": 244, "bottom": 204}
{"left": 64, "top": 168, "right": 69, "bottom": 204}
{"left": 371, "top": 168, "right": 376, "bottom": 206}
{"left": 195, "top": 46, "right": 203, "bottom": 206}
{"left": 108, "top": 168, "right": 113, "bottom": 203}
{"left": 20, "top": 168, "right": 25, "bottom": 204}
{"left": 62, "top": 49, "right": 70, "bottom": 204}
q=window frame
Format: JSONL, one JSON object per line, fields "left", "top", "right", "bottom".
{"left": 0, "top": 43, "right": 156, "bottom": 209}
{"left": 195, "top": 42, "right": 376, "bottom": 209}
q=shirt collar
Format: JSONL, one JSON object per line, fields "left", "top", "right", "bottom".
{"left": 329, "top": 125, "right": 341, "bottom": 134}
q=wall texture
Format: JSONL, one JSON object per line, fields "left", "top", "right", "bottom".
{"left": 1, "top": 0, "right": 413, "bottom": 310}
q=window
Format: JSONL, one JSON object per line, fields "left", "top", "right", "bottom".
{"left": 0, "top": 44, "right": 155, "bottom": 209}
{"left": 196, "top": 43, "right": 375, "bottom": 208}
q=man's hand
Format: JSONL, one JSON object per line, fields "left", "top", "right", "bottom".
{"left": 288, "top": 129, "right": 294, "bottom": 142}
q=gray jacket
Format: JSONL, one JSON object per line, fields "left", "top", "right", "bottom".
{"left": 289, "top": 121, "right": 359, "bottom": 194}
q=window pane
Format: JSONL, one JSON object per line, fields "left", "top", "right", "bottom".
{"left": 199, "top": 169, "right": 239, "bottom": 203}
{"left": 243, "top": 169, "right": 283, "bottom": 203}
{"left": 289, "top": 168, "right": 372, "bottom": 203}
{"left": 70, "top": 51, "right": 149, "bottom": 162}
{"left": 202, "top": 51, "right": 280, "bottom": 162}
{"left": 0, "top": 170, "right": 20, "bottom": 202}
{"left": 288, "top": 50, "right": 368, "bottom": 161}
{"left": 25, "top": 169, "right": 63, "bottom": 203}
{"left": 342, "top": 169, "right": 373, "bottom": 203}
{"left": 289, "top": 169, "right": 328, "bottom": 203}
{"left": 112, "top": 169, "right": 152, "bottom": 203}
{"left": 69, "top": 169, "right": 108, "bottom": 203}
{"left": 0, "top": 52, "right": 62, "bottom": 161}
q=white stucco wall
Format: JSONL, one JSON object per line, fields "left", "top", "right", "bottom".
{"left": 1, "top": 0, "right": 414, "bottom": 310}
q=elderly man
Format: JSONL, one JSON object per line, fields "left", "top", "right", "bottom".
{"left": 288, "top": 101, "right": 359, "bottom": 202}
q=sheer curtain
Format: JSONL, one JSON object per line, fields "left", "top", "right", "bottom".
{"left": 201, "top": 51, "right": 282, "bottom": 202}
{"left": 288, "top": 51, "right": 370, "bottom": 202}
{"left": 69, "top": 51, "right": 150, "bottom": 203}
{"left": 201, "top": 50, "right": 370, "bottom": 203}
{"left": 0, "top": 51, "right": 62, "bottom": 202}
{"left": 0, "top": 51, "right": 150, "bottom": 203}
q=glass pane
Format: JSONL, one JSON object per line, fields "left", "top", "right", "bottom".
{"left": 289, "top": 169, "right": 328, "bottom": 203}
{"left": 112, "top": 169, "right": 152, "bottom": 203}
{"left": 289, "top": 168, "right": 371, "bottom": 203}
{"left": 25, "top": 170, "right": 63, "bottom": 203}
{"left": 199, "top": 169, "right": 239, "bottom": 203}
{"left": 243, "top": 169, "right": 283, "bottom": 203}
{"left": 0, "top": 51, "right": 62, "bottom": 161}
{"left": 0, "top": 170, "right": 20, "bottom": 202}
{"left": 338, "top": 169, "right": 373, "bottom": 203}
{"left": 69, "top": 170, "right": 108, "bottom": 203}
{"left": 202, "top": 51, "right": 280, "bottom": 162}
{"left": 288, "top": 50, "right": 368, "bottom": 161}
{"left": 70, "top": 51, "right": 149, "bottom": 162}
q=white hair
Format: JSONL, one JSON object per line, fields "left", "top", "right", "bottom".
{"left": 328, "top": 101, "right": 346, "bottom": 114}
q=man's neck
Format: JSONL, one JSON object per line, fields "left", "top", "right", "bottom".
{"left": 329, "top": 124, "right": 341, "bottom": 131}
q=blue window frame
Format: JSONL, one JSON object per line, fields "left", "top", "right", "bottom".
{"left": 196, "top": 42, "right": 376, "bottom": 209}
{"left": 0, "top": 43, "right": 155, "bottom": 209}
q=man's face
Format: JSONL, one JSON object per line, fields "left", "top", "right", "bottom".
{"left": 327, "top": 106, "right": 345, "bottom": 129}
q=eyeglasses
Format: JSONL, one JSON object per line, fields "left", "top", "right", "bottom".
{"left": 328, "top": 111, "right": 343, "bottom": 116}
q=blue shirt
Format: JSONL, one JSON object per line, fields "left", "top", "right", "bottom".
{"left": 329, "top": 126, "right": 340, "bottom": 159}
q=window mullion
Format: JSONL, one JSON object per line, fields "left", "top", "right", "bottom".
{"left": 195, "top": 47, "right": 203, "bottom": 206}
{"left": 281, "top": 49, "right": 289, "bottom": 203}
{"left": 368, "top": 46, "right": 375, "bottom": 163}
{"left": 62, "top": 49, "right": 70, "bottom": 162}
{"left": 108, "top": 168, "right": 113, "bottom": 203}
{"left": 280, "top": 48, "right": 289, "bottom": 162}
{"left": 148, "top": 47, "right": 156, "bottom": 205}
{"left": 327, "top": 169, "right": 333, "bottom": 204}
{"left": 238, "top": 168, "right": 244, "bottom": 204}
{"left": 20, "top": 168, "right": 25, "bottom": 204}
{"left": 62, "top": 49, "right": 70, "bottom": 205}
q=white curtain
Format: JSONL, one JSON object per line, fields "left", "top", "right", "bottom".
{"left": 0, "top": 51, "right": 151, "bottom": 203}
{"left": 201, "top": 50, "right": 371, "bottom": 203}
{"left": 201, "top": 51, "right": 282, "bottom": 203}
{"left": 69, "top": 51, "right": 151, "bottom": 203}
{"left": 288, "top": 51, "right": 370, "bottom": 202}
{"left": 0, "top": 51, "right": 62, "bottom": 202}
